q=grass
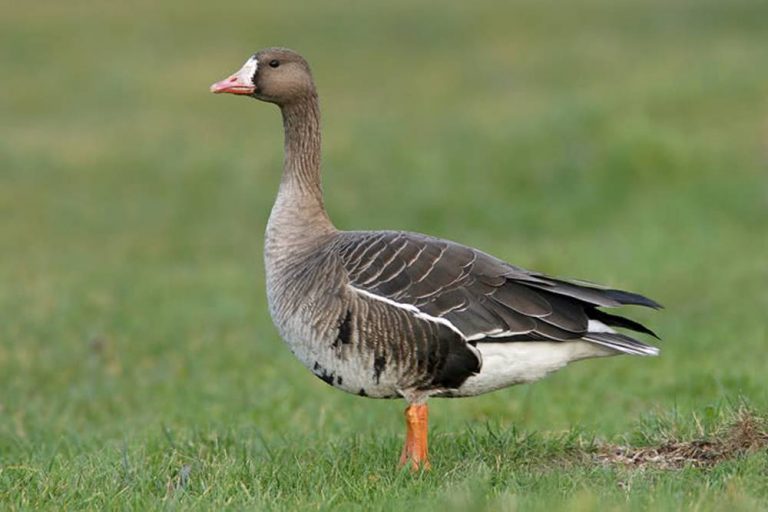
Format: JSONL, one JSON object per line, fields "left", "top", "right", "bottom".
{"left": 1, "top": 0, "right": 768, "bottom": 509}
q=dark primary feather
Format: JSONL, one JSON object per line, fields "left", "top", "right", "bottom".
{"left": 587, "top": 308, "right": 660, "bottom": 339}
{"left": 335, "top": 231, "right": 660, "bottom": 354}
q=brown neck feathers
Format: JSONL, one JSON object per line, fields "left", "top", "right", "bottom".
{"left": 276, "top": 92, "right": 334, "bottom": 234}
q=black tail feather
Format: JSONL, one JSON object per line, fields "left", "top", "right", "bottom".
{"left": 528, "top": 277, "right": 663, "bottom": 310}
{"left": 588, "top": 308, "right": 660, "bottom": 339}
{"left": 602, "top": 289, "right": 663, "bottom": 310}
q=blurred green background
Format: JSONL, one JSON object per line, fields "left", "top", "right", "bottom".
{"left": 1, "top": 0, "right": 767, "bottom": 509}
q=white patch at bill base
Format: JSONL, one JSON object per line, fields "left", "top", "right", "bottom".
{"left": 235, "top": 57, "right": 258, "bottom": 84}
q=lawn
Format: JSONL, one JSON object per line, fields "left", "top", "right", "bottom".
{"left": 1, "top": 0, "right": 768, "bottom": 509}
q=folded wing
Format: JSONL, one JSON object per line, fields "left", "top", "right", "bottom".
{"left": 336, "top": 231, "right": 660, "bottom": 355}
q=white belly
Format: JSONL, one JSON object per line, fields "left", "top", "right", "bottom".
{"left": 452, "top": 340, "right": 615, "bottom": 397}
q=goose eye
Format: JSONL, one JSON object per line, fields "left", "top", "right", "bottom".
{"left": 269, "top": 60, "right": 280, "bottom": 68}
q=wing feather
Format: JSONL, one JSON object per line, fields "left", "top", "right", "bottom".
{"left": 335, "top": 231, "right": 660, "bottom": 355}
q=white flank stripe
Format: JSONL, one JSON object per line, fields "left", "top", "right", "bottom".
{"left": 348, "top": 285, "right": 466, "bottom": 339}
{"left": 489, "top": 329, "right": 532, "bottom": 338}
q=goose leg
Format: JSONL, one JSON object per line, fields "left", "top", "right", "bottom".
{"left": 399, "top": 404, "right": 431, "bottom": 470}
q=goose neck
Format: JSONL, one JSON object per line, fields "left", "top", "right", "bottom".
{"left": 270, "top": 93, "right": 334, "bottom": 237}
{"left": 280, "top": 94, "right": 323, "bottom": 194}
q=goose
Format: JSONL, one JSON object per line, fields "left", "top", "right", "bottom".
{"left": 210, "top": 48, "right": 661, "bottom": 470}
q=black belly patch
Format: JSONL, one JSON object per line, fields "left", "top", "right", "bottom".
{"left": 333, "top": 309, "right": 353, "bottom": 348}
{"left": 373, "top": 355, "right": 386, "bottom": 384}
{"left": 312, "top": 361, "right": 336, "bottom": 387}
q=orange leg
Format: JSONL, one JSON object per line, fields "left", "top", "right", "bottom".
{"left": 399, "top": 404, "right": 431, "bottom": 470}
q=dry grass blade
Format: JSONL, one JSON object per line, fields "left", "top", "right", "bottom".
{"left": 597, "top": 408, "right": 768, "bottom": 470}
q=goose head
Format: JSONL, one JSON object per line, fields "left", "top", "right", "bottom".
{"left": 210, "top": 48, "right": 315, "bottom": 105}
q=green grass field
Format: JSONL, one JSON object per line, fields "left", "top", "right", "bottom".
{"left": 2, "top": 0, "right": 768, "bottom": 509}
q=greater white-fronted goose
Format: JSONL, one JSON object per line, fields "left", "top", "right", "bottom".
{"left": 210, "top": 48, "right": 661, "bottom": 470}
